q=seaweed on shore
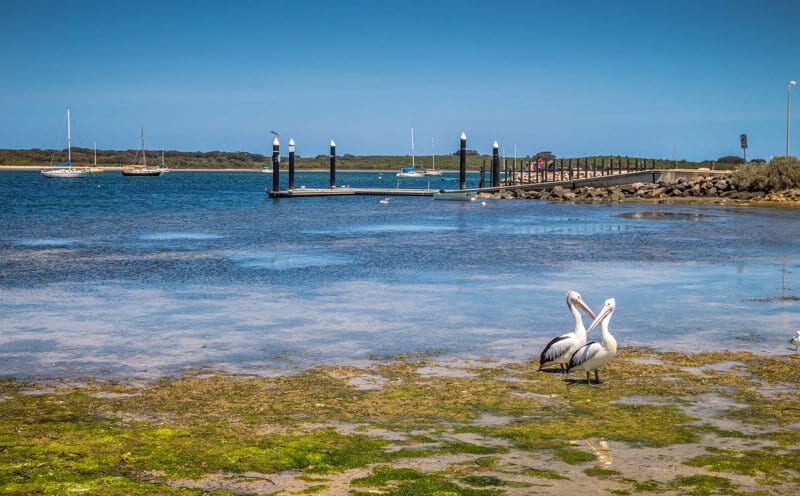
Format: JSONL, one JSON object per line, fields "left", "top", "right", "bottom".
{"left": 1, "top": 348, "right": 799, "bottom": 495}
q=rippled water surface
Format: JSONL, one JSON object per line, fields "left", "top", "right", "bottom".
{"left": 2, "top": 170, "right": 799, "bottom": 379}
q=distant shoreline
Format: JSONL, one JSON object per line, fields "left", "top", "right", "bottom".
{"left": 0, "top": 165, "right": 407, "bottom": 173}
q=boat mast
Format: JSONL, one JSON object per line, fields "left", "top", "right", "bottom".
{"left": 432, "top": 137, "right": 435, "bottom": 169}
{"left": 94, "top": 141, "right": 97, "bottom": 166}
{"left": 411, "top": 127, "right": 415, "bottom": 168}
{"left": 140, "top": 127, "right": 146, "bottom": 167}
{"left": 67, "top": 108, "right": 71, "bottom": 164}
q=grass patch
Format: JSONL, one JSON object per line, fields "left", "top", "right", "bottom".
{"left": 672, "top": 474, "right": 736, "bottom": 495}
{"left": 584, "top": 466, "right": 621, "bottom": 478}
{"left": 553, "top": 448, "right": 597, "bottom": 465}
{"left": 684, "top": 447, "right": 800, "bottom": 486}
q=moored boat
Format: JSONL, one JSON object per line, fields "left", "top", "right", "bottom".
{"left": 396, "top": 127, "right": 425, "bottom": 178}
{"left": 122, "top": 128, "right": 163, "bottom": 176}
{"left": 40, "top": 108, "right": 89, "bottom": 179}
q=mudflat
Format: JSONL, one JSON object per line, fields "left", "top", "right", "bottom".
{"left": 2, "top": 347, "right": 798, "bottom": 495}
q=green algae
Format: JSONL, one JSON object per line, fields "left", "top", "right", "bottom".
{"left": 2, "top": 349, "right": 800, "bottom": 495}
{"left": 684, "top": 446, "right": 800, "bottom": 486}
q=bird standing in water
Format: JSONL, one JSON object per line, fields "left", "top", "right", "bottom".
{"left": 538, "top": 291, "right": 596, "bottom": 374}
{"left": 568, "top": 297, "right": 617, "bottom": 385}
{"left": 790, "top": 330, "right": 800, "bottom": 351}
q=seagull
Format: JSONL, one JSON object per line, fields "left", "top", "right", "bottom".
{"left": 378, "top": 198, "right": 391, "bottom": 204}
{"left": 567, "top": 297, "right": 617, "bottom": 385}
{"left": 538, "top": 291, "right": 597, "bottom": 374}
{"left": 790, "top": 330, "right": 800, "bottom": 351}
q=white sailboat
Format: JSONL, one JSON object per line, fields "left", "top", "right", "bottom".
{"left": 89, "top": 142, "right": 105, "bottom": 173}
{"left": 396, "top": 127, "right": 424, "bottom": 178}
{"left": 122, "top": 128, "right": 163, "bottom": 176}
{"left": 40, "top": 108, "right": 89, "bottom": 178}
{"left": 424, "top": 137, "right": 442, "bottom": 176}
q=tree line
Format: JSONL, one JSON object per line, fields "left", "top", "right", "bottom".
{"left": 0, "top": 147, "right": 747, "bottom": 171}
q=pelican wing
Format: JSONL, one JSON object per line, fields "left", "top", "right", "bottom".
{"left": 567, "top": 341, "right": 601, "bottom": 370}
{"left": 539, "top": 333, "right": 575, "bottom": 368}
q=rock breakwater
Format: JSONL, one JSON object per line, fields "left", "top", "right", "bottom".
{"left": 479, "top": 174, "right": 800, "bottom": 205}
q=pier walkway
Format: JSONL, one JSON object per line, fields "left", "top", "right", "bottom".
{"left": 267, "top": 170, "right": 716, "bottom": 199}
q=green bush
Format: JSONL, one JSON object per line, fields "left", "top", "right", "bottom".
{"left": 730, "top": 156, "right": 800, "bottom": 192}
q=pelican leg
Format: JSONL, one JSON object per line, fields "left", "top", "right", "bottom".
{"left": 585, "top": 371, "right": 591, "bottom": 385}
{"left": 594, "top": 370, "right": 600, "bottom": 384}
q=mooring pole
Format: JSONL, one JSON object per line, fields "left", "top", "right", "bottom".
{"left": 272, "top": 137, "right": 280, "bottom": 193}
{"left": 288, "top": 138, "right": 296, "bottom": 190}
{"left": 329, "top": 140, "right": 336, "bottom": 188}
{"left": 491, "top": 141, "right": 499, "bottom": 188}
{"left": 459, "top": 132, "right": 467, "bottom": 190}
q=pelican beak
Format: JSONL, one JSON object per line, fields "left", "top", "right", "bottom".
{"left": 576, "top": 297, "right": 596, "bottom": 320}
{"left": 586, "top": 304, "right": 612, "bottom": 333}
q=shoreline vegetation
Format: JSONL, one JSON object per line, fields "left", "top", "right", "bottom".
{"left": 2, "top": 348, "right": 799, "bottom": 495}
{"left": 0, "top": 148, "right": 752, "bottom": 171}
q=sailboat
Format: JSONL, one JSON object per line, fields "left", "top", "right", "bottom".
{"left": 424, "top": 137, "right": 442, "bottom": 176}
{"left": 122, "top": 128, "right": 163, "bottom": 176}
{"left": 396, "top": 127, "right": 424, "bottom": 178}
{"left": 89, "top": 142, "right": 105, "bottom": 173}
{"left": 158, "top": 149, "right": 170, "bottom": 172}
{"left": 40, "top": 108, "right": 89, "bottom": 178}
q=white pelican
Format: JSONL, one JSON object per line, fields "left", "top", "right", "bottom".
{"left": 378, "top": 198, "right": 391, "bottom": 204}
{"left": 568, "top": 297, "right": 617, "bottom": 385}
{"left": 790, "top": 330, "right": 800, "bottom": 351}
{"left": 538, "top": 291, "right": 596, "bottom": 374}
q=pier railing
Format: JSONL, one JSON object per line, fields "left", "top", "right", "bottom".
{"left": 499, "top": 157, "right": 657, "bottom": 187}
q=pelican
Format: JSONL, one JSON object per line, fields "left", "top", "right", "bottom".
{"left": 538, "top": 291, "right": 597, "bottom": 374}
{"left": 790, "top": 330, "right": 800, "bottom": 351}
{"left": 568, "top": 297, "right": 617, "bottom": 385}
{"left": 378, "top": 198, "right": 391, "bottom": 204}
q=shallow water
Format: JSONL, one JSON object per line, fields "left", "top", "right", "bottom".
{"left": 1, "top": 170, "right": 799, "bottom": 379}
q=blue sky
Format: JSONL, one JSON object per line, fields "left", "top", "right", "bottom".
{"left": 1, "top": 0, "right": 798, "bottom": 161}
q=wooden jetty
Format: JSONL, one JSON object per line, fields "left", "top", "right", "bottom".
{"left": 263, "top": 133, "right": 706, "bottom": 200}
{"left": 268, "top": 187, "right": 437, "bottom": 198}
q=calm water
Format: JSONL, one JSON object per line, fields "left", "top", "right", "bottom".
{"left": 1, "top": 170, "right": 799, "bottom": 380}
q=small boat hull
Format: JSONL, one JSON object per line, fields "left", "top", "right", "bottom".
{"left": 40, "top": 168, "right": 88, "bottom": 178}
{"left": 122, "top": 167, "right": 163, "bottom": 177}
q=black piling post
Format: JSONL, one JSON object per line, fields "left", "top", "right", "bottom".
{"left": 329, "top": 140, "right": 336, "bottom": 188}
{"left": 288, "top": 138, "right": 296, "bottom": 190}
{"left": 459, "top": 132, "right": 467, "bottom": 190}
{"left": 272, "top": 137, "right": 280, "bottom": 193}
{"left": 491, "top": 141, "right": 499, "bottom": 188}
{"left": 480, "top": 159, "right": 486, "bottom": 188}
